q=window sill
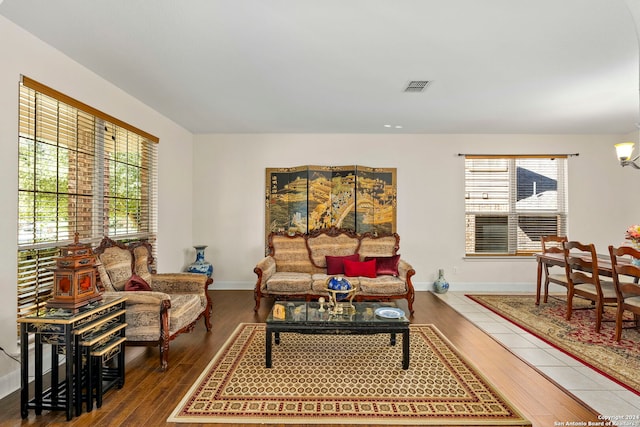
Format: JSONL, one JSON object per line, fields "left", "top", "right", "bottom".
{"left": 463, "top": 255, "right": 537, "bottom": 261}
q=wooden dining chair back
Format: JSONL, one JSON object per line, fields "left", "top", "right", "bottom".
{"left": 563, "top": 241, "right": 617, "bottom": 332}
{"left": 608, "top": 245, "right": 640, "bottom": 341}
{"left": 541, "top": 235, "right": 568, "bottom": 303}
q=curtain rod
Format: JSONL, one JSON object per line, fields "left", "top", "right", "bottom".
{"left": 457, "top": 153, "right": 579, "bottom": 158}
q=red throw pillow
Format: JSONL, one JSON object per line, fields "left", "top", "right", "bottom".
{"left": 325, "top": 254, "right": 360, "bottom": 275}
{"left": 365, "top": 254, "right": 400, "bottom": 276}
{"left": 343, "top": 259, "right": 377, "bottom": 278}
{"left": 124, "top": 273, "right": 152, "bottom": 291}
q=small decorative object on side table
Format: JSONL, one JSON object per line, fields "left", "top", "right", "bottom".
{"left": 47, "top": 233, "right": 102, "bottom": 312}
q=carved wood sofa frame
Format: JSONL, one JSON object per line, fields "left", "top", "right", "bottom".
{"left": 254, "top": 227, "right": 416, "bottom": 314}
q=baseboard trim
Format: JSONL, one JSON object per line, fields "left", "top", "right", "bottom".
{"left": 0, "top": 345, "right": 57, "bottom": 401}
{"left": 0, "top": 368, "right": 19, "bottom": 401}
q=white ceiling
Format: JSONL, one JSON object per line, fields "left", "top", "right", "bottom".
{"left": 1, "top": 0, "right": 640, "bottom": 134}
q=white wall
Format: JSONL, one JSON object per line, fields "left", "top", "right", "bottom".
{"left": 193, "top": 133, "right": 639, "bottom": 292}
{"left": 0, "top": 16, "right": 195, "bottom": 398}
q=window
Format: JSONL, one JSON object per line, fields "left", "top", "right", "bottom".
{"left": 464, "top": 155, "right": 568, "bottom": 256}
{"left": 17, "top": 76, "right": 158, "bottom": 319}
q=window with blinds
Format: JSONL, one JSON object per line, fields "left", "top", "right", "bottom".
{"left": 464, "top": 155, "right": 568, "bottom": 256}
{"left": 17, "top": 76, "right": 158, "bottom": 319}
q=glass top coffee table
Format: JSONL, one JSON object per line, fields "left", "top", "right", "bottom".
{"left": 265, "top": 300, "right": 410, "bottom": 369}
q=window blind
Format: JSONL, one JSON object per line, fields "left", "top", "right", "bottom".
{"left": 17, "top": 76, "right": 158, "bottom": 320}
{"left": 464, "top": 155, "right": 568, "bottom": 256}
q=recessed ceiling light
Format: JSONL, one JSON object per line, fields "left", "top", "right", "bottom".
{"left": 384, "top": 124, "right": 392, "bottom": 128}
{"left": 395, "top": 125, "right": 403, "bottom": 129}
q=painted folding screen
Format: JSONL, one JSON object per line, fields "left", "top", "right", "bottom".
{"left": 265, "top": 165, "right": 396, "bottom": 249}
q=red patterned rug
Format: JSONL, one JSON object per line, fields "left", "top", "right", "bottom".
{"left": 168, "top": 323, "right": 530, "bottom": 425}
{"left": 467, "top": 294, "right": 640, "bottom": 395}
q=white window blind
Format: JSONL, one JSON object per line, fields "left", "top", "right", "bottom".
{"left": 17, "top": 76, "right": 158, "bottom": 319}
{"left": 464, "top": 155, "right": 568, "bottom": 256}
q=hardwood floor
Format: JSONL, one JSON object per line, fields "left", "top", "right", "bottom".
{"left": 0, "top": 290, "right": 600, "bottom": 426}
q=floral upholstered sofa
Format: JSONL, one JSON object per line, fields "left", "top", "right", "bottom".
{"left": 94, "top": 237, "right": 212, "bottom": 370}
{"left": 254, "top": 228, "right": 415, "bottom": 314}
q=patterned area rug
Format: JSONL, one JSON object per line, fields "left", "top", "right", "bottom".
{"left": 467, "top": 294, "right": 640, "bottom": 395}
{"left": 168, "top": 323, "right": 530, "bottom": 425}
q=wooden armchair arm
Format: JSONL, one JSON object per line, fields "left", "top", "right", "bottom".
{"left": 397, "top": 259, "right": 416, "bottom": 315}
{"left": 102, "top": 290, "right": 171, "bottom": 305}
{"left": 253, "top": 257, "right": 276, "bottom": 312}
{"left": 254, "top": 256, "right": 276, "bottom": 284}
{"left": 398, "top": 259, "right": 414, "bottom": 280}
{"left": 150, "top": 273, "right": 210, "bottom": 294}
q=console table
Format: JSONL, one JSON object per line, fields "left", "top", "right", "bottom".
{"left": 18, "top": 295, "right": 126, "bottom": 420}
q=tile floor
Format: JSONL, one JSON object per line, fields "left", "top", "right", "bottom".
{"left": 434, "top": 292, "right": 640, "bottom": 416}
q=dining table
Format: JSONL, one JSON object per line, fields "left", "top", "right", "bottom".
{"left": 535, "top": 251, "right": 629, "bottom": 305}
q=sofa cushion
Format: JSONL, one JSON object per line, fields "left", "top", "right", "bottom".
{"left": 307, "top": 233, "right": 359, "bottom": 267}
{"left": 344, "top": 259, "right": 377, "bottom": 278}
{"left": 358, "top": 235, "right": 398, "bottom": 258}
{"left": 271, "top": 235, "right": 314, "bottom": 273}
{"left": 326, "top": 254, "right": 360, "bottom": 274}
{"left": 169, "top": 294, "right": 203, "bottom": 334}
{"left": 96, "top": 261, "right": 116, "bottom": 292}
{"left": 266, "top": 272, "right": 312, "bottom": 293}
{"left": 98, "top": 246, "right": 133, "bottom": 291}
{"left": 132, "top": 244, "right": 154, "bottom": 286}
{"left": 311, "top": 274, "right": 330, "bottom": 293}
{"left": 311, "top": 273, "right": 360, "bottom": 293}
{"left": 358, "top": 275, "right": 407, "bottom": 295}
{"left": 365, "top": 254, "right": 400, "bottom": 276}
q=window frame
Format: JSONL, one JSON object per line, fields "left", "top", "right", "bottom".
{"left": 17, "top": 76, "right": 159, "bottom": 320}
{"left": 464, "top": 154, "right": 568, "bottom": 257}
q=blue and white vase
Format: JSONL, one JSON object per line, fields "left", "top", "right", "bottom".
{"left": 187, "top": 245, "right": 214, "bottom": 277}
{"left": 433, "top": 269, "right": 449, "bottom": 294}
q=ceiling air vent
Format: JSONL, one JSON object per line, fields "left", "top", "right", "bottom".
{"left": 404, "top": 80, "right": 431, "bottom": 92}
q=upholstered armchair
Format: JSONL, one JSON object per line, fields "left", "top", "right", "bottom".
{"left": 94, "top": 237, "right": 212, "bottom": 370}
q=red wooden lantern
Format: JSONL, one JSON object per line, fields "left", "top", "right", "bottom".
{"left": 47, "top": 233, "right": 102, "bottom": 312}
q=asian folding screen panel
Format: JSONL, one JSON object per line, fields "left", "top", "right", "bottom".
{"left": 266, "top": 165, "right": 396, "bottom": 246}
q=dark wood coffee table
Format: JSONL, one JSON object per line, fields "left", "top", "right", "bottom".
{"left": 265, "top": 301, "right": 410, "bottom": 369}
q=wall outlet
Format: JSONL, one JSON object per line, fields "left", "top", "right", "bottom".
{"left": 452, "top": 266, "right": 458, "bottom": 275}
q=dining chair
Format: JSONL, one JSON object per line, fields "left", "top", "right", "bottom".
{"left": 608, "top": 245, "right": 640, "bottom": 342}
{"left": 563, "top": 241, "right": 617, "bottom": 332}
{"left": 541, "top": 235, "right": 569, "bottom": 303}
